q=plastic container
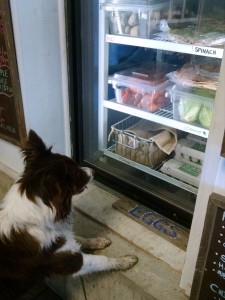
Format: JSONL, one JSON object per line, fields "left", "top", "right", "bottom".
{"left": 167, "top": 85, "right": 214, "bottom": 129}
{"left": 105, "top": 1, "right": 170, "bottom": 38}
{"left": 160, "top": 158, "right": 202, "bottom": 187}
{"left": 167, "top": 63, "right": 218, "bottom": 91}
{"left": 175, "top": 138, "right": 206, "bottom": 165}
{"left": 109, "top": 63, "right": 177, "bottom": 112}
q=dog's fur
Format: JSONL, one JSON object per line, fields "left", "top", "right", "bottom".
{"left": 0, "top": 130, "right": 138, "bottom": 299}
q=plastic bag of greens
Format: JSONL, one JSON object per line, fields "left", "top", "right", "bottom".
{"left": 179, "top": 99, "right": 202, "bottom": 123}
{"left": 199, "top": 104, "right": 213, "bottom": 129}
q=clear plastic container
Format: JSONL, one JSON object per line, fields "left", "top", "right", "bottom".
{"left": 167, "top": 85, "right": 214, "bottom": 129}
{"left": 109, "top": 63, "right": 177, "bottom": 112}
{"left": 105, "top": 1, "right": 170, "bottom": 38}
{"left": 166, "top": 63, "right": 219, "bottom": 91}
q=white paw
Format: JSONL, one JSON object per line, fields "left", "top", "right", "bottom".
{"left": 94, "top": 237, "right": 112, "bottom": 249}
{"left": 116, "top": 255, "right": 138, "bottom": 271}
{"left": 80, "top": 237, "right": 112, "bottom": 250}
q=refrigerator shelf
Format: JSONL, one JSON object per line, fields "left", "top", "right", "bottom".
{"left": 103, "top": 99, "right": 209, "bottom": 138}
{"left": 106, "top": 34, "right": 224, "bottom": 59}
{"left": 103, "top": 144, "right": 198, "bottom": 195}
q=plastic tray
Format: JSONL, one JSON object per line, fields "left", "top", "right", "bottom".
{"left": 113, "top": 63, "right": 177, "bottom": 85}
{"left": 167, "top": 85, "right": 214, "bottom": 129}
{"left": 109, "top": 63, "right": 176, "bottom": 112}
{"left": 105, "top": 1, "right": 170, "bottom": 38}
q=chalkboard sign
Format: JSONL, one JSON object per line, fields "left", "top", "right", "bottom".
{"left": 190, "top": 193, "right": 225, "bottom": 300}
{"left": 0, "top": 0, "right": 26, "bottom": 145}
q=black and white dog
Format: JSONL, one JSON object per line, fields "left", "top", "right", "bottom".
{"left": 0, "top": 130, "right": 138, "bottom": 299}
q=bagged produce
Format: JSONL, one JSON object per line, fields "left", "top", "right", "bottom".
{"left": 179, "top": 99, "right": 202, "bottom": 123}
{"left": 167, "top": 63, "right": 219, "bottom": 91}
{"left": 198, "top": 105, "right": 213, "bottom": 129}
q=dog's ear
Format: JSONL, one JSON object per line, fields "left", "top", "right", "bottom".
{"left": 21, "top": 130, "right": 52, "bottom": 164}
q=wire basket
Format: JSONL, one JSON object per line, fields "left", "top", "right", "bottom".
{"left": 108, "top": 116, "right": 169, "bottom": 169}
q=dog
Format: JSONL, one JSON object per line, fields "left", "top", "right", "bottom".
{"left": 0, "top": 130, "right": 138, "bottom": 299}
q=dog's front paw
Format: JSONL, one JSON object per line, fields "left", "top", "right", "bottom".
{"left": 92, "top": 237, "right": 112, "bottom": 250}
{"left": 77, "top": 236, "right": 112, "bottom": 250}
{"left": 116, "top": 255, "right": 138, "bottom": 271}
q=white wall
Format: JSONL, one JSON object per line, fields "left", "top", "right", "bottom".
{"left": 0, "top": 0, "right": 70, "bottom": 173}
{"left": 214, "top": 157, "right": 225, "bottom": 196}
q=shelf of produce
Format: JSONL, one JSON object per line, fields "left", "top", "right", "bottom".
{"left": 104, "top": 99, "right": 209, "bottom": 138}
{"left": 103, "top": 145, "right": 198, "bottom": 195}
{"left": 106, "top": 34, "right": 224, "bottom": 59}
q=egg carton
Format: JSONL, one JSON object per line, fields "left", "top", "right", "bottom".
{"left": 175, "top": 137, "right": 206, "bottom": 165}
{"left": 161, "top": 158, "right": 202, "bottom": 187}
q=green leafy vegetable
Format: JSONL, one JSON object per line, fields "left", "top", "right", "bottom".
{"left": 179, "top": 99, "right": 202, "bottom": 122}
{"left": 199, "top": 105, "right": 212, "bottom": 129}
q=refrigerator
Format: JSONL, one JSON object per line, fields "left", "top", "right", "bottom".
{"left": 67, "top": 0, "right": 225, "bottom": 229}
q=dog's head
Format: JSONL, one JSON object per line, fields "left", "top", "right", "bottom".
{"left": 18, "top": 130, "right": 93, "bottom": 221}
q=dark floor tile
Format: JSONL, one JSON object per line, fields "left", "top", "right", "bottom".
{"left": 35, "top": 288, "right": 63, "bottom": 300}
{"left": 18, "top": 284, "right": 62, "bottom": 300}
{"left": 18, "top": 283, "right": 47, "bottom": 300}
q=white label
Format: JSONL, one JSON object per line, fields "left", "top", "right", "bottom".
{"left": 193, "top": 46, "right": 218, "bottom": 57}
{"left": 183, "top": 125, "right": 208, "bottom": 138}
